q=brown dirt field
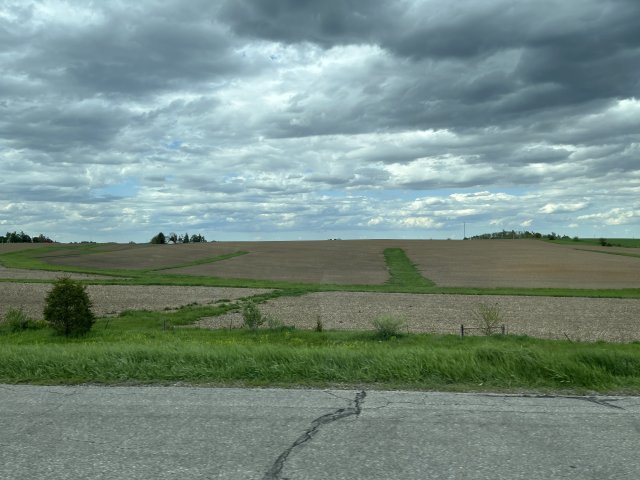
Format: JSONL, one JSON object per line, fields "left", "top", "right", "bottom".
{"left": 197, "top": 292, "right": 640, "bottom": 343}
{"left": 18, "top": 239, "right": 640, "bottom": 288}
{"left": 164, "top": 240, "right": 391, "bottom": 284}
{"left": 41, "top": 243, "right": 242, "bottom": 270}
{"left": 0, "top": 243, "right": 56, "bottom": 253}
{"left": 394, "top": 240, "right": 640, "bottom": 289}
{"left": 0, "top": 266, "right": 117, "bottom": 280}
{"left": 0, "top": 283, "right": 271, "bottom": 319}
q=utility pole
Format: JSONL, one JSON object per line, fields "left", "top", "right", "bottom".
{"left": 463, "top": 222, "right": 466, "bottom": 239}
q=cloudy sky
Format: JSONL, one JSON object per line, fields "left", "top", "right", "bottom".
{"left": 1, "top": 0, "right": 639, "bottom": 242}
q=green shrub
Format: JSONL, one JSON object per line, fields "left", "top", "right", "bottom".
{"left": 43, "top": 278, "right": 95, "bottom": 336}
{"left": 241, "top": 301, "right": 265, "bottom": 330}
{"left": 3, "top": 307, "right": 46, "bottom": 332}
{"left": 372, "top": 315, "right": 405, "bottom": 340}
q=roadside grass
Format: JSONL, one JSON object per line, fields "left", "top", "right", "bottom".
{"left": 3, "top": 244, "right": 639, "bottom": 298}
{"left": 1, "top": 315, "right": 640, "bottom": 393}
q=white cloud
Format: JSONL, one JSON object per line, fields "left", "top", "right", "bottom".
{"left": 539, "top": 202, "right": 588, "bottom": 214}
{"left": 578, "top": 208, "right": 637, "bottom": 226}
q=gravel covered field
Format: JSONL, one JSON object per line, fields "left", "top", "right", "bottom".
{"left": 0, "top": 283, "right": 271, "bottom": 318}
{"left": 197, "top": 292, "right": 640, "bottom": 343}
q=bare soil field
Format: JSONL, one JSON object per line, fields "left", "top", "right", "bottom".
{"left": 0, "top": 243, "right": 56, "bottom": 253}
{"left": 39, "top": 243, "right": 242, "bottom": 270}
{"left": 22, "top": 239, "right": 639, "bottom": 288}
{"left": 394, "top": 240, "right": 640, "bottom": 289}
{"left": 198, "top": 292, "right": 640, "bottom": 343}
{"left": 0, "top": 283, "right": 270, "bottom": 319}
{"left": 0, "top": 266, "right": 117, "bottom": 280}
{"left": 164, "top": 240, "right": 391, "bottom": 284}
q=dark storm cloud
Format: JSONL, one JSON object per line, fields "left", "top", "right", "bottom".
{"left": 219, "top": 0, "right": 392, "bottom": 47}
{"left": 223, "top": 0, "right": 640, "bottom": 135}
{"left": 1, "top": 100, "right": 128, "bottom": 151}
{"left": 4, "top": 2, "right": 242, "bottom": 98}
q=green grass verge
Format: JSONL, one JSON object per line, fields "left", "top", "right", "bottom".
{"left": 1, "top": 314, "right": 640, "bottom": 393}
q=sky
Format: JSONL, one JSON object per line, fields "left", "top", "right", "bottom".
{"left": 1, "top": 0, "right": 639, "bottom": 243}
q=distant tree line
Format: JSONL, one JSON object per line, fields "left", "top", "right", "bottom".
{"left": 0, "top": 230, "right": 54, "bottom": 243}
{"left": 150, "top": 232, "right": 207, "bottom": 244}
{"left": 469, "top": 230, "right": 575, "bottom": 241}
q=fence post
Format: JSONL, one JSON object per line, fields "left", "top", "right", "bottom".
{"left": 460, "top": 324, "right": 464, "bottom": 338}
{"left": 501, "top": 325, "right": 505, "bottom": 335}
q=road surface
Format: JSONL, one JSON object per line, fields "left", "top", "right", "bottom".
{"left": 1, "top": 385, "right": 639, "bottom": 479}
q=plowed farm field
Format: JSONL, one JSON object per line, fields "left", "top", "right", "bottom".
{"left": 2, "top": 240, "right": 639, "bottom": 342}
{"left": 5, "top": 239, "right": 640, "bottom": 288}
{"left": 395, "top": 239, "right": 640, "bottom": 289}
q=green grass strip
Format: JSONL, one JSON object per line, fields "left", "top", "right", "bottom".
{"left": 384, "top": 247, "right": 435, "bottom": 287}
{"left": 2, "top": 325, "right": 640, "bottom": 393}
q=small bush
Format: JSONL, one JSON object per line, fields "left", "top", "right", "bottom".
{"left": 44, "top": 278, "right": 95, "bottom": 336}
{"left": 473, "top": 302, "right": 504, "bottom": 335}
{"left": 4, "top": 307, "right": 46, "bottom": 332}
{"left": 372, "top": 315, "right": 405, "bottom": 340}
{"left": 241, "top": 301, "right": 265, "bottom": 330}
{"left": 265, "top": 314, "right": 284, "bottom": 330}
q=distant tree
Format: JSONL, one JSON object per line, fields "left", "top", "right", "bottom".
{"left": 190, "top": 233, "right": 206, "bottom": 243}
{"left": 32, "top": 233, "right": 53, "bottom": 243}
{"left": 183, "top": 233, "right": 190, "bottom": 244}
{"left": 4, "top": 231, "right": 31, "bottom": 243}
{"left": 150, "top": 232, "right": 166, "bottom": 244}
{"left": 168, "top": 232, "right": 178, "bottom": 244}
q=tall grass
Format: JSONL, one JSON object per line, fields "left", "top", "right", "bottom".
{"left": 1, "top": 321, "right": 640, "bottom": 393}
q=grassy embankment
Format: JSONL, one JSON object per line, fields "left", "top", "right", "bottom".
{"left": 2, "top": 323, "right": 640, "bottom": 393}
{"left": 1, "top": 245, "right": 640, "bottom": 392}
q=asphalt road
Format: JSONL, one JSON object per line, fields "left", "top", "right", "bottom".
{"left": 1, "top": 385, "right": 639, "bottom": 479}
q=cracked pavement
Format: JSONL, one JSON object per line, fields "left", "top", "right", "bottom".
{"left": 1, "top": 385, "right": 639, "bottom": 479}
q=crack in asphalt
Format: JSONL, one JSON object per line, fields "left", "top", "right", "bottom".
{"left": 262, "top": 390, "right": 366, "bottom": 480}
